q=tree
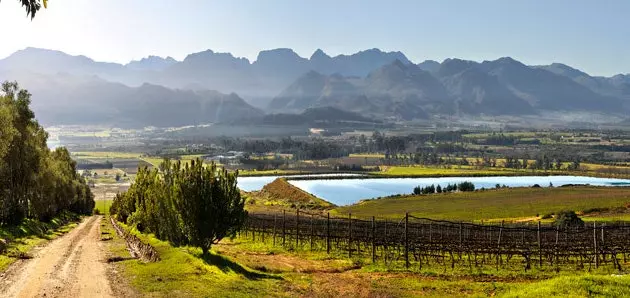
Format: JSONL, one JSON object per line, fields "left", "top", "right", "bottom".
{"left": 0, "top": 81, "right": 93, "bottom": 224}
{"left": 111, "top": 159, "right": 247, "bottom": 256}
{"left": 457, "top": 181, "right": 475, "bottom": 192}
{"left": 1, "top": 0, "right": 47, "bottom": 19}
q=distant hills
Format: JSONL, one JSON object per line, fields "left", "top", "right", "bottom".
{"left": 0, "top": 47, "right": 629, "bottom": 127}
{"left": 270, "top": 57, "right": 626, "bottom": 119}
{"left": 0, "top": 70, "right": 261, "bottom": 127}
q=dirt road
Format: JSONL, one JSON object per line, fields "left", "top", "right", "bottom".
{"left": 0, "top": 216, "right": 114, "bottom": 298}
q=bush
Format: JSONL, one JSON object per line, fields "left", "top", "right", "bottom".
{"left": 554, "top": 210, "right": 584, "bottom": 228}
{"left": 458, "top": 181, "right": 475, "bottom": 192}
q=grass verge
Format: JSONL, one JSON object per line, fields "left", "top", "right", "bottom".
{"left": 104, "top": 217, "right": 287, "bottom": 297}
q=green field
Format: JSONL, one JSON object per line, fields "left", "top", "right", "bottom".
{"left": 334, "top": 186, "right": 630, "bottom": 221}
{"left": 94, "top": 199, "right": 113, "bottom": 215}
{"left": 238, "top": 169, "right": 305, "bottom": 176}
{"left": 71, "top": 151, "right": 143, "bottom": 159}
{"left": 376, "top": 165, "right": 551, "bottom": 177}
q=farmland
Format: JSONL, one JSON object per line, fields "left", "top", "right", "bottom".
{"left": 334, "top": 186, "right": 630, "bottom": 222}
{"left": 59, "top": 126, "right": 630, "bottom": 297}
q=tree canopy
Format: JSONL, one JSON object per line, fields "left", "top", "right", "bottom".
{"left": 1, "top": 81, "right": 93, "bottom": 224}
{"left": 1, "top": 0, "right": 47, "bottom": 19}
{"left": 111, "top": 159, "right": 247, "bottom": 255}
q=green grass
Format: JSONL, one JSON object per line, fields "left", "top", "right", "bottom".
{"left": 238, "top": 169, "right": 306, "bottom": 177}
{"left": 376, "top": 165, "right": 553, "bottom": 177}
{"left": 502, "top": 274, "right": 630, "bottom": 297}
{"left": 140, "top": 157, "right": 164, "bottom": 168}
{"left": 349, "top": 153, "right": 386, "bottom": 158}
{"left": 0, "top": 212, "right": 81, "bottom": 271}
{"left": 334, "top": 186, "right": 630, "bottom": 221}
{"left": 105, "top": 218, "right": 286, "bottom": 297}
{"left": 71, "top": 151, "right": 143, "bottom": 159}
{"left": 94, "top": 199, "right": 113, "bottom": 215}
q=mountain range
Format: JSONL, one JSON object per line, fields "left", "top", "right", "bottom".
{"left": 0, "top": 47, "right": 629, "bottom": 127}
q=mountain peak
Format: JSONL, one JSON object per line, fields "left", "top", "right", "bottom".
{"left": 310, "top": 48, "right": 331, "bottom": 61}
{"left": 494, "top": 56, "right": 524, "bottom": 66}
{"left": 417, "top": 60, "right": 441, "bottom": 72}
{"left": 182, "top": 49, "right": 250, "bottom": 65}
{"left": 256, "top": 48, "right": 303, "bottom": 62}
{"left": 126, "top": 55, "right": 178, "bottom": 70}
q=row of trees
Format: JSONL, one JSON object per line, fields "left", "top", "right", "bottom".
{"left": 0, "top": 81, "right": 94, "bottom": 224}
{"left": 110, "top": 159, "right": 247, "bottom": 255}
{"left": 413, "top": 182, "right": 476, "bottom": 195}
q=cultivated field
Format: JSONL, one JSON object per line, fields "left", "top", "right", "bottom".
{"left": 334, "top": 186, "right": 630, "bottom": 222}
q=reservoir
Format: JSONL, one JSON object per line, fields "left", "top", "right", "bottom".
{"left": 239, "top": 175, "right": 630, "bottom": 206}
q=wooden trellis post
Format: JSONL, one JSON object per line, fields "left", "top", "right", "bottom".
{"left": 405, "top": 212, "right": 409, "bottom": 269}
{"left": 601, "top": 224, "right": 605, "bottom": 264}
{"left": 538, "top": 221, "right": 542, "bottom": 267}
{"left": 326, "top": 212, "right": 331, "bottom": 254}
{"left": 296, "top": 209, "right": 300, "bottom": 248}
{"left": 594, "top": 222, "right": 598, "bottom": 268}
{"left": 372, "top": 216, "right": 376, "bottom": 263}
{"left": 310, "top": 214, "right": 314, "bottom": 251}
{"left": 282, "top": 210, "right": 286, "bottom": 246}
{"left": 348, "top": 213, "right": 352, "bottom": 258}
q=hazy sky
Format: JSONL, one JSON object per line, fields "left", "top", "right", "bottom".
{"left": 0, "top": 0, "right": 628, "bottom": 76}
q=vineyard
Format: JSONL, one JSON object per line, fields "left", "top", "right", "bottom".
{"left": 244, "top": 211, "right": 630, "bottom": 271}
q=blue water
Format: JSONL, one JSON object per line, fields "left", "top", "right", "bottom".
{"left": 284, "top": 176, "right": 630, "bottom": 206}
{"left": 236, "top": 173, "right": 363, "bottom": 192}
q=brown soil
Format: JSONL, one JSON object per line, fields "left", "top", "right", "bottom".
{"left": 0, "top": 216, "right": 115, "bottom": 298}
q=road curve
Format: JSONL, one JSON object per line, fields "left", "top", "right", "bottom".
{"left": 0, "top": 215, "right": 114, "bottom": 298}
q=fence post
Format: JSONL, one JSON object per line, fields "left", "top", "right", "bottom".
{"left": 593, "top": 222, "right": 598, "bottom": 268}
{"left": 405, "top": 212, "right": 409, "bottom": 269}
{"left": 282, "top": 210, "right": 286, "bottom": 246}
{"left": 601, "top": 223, "right": 605, "bottom": 264}
{"left": 554, "top": 226, "right": 559, "bottom": 267}
{"left": 459, "top": 222, "right": 463, "bottom": 249}
{"left": 273, "top": 214, "right": 277, "bottom": 246}
{"left": 326, "top": 212, "right": 330, "bottom": 254}
{"left": 296, "top": 209, "right": 300, "bottom": 248}
{"left": 384, "top": 219, "right": 388, "bottom": 262}
{"left": 372, "top": 216, "right": 376, "bottom": 263}
{"left": 310, "top": 214, "right": 314, "bottom": 251}
{"left": 497, "top": 220, "right": 504, "bottom": 268}
{"left": 252, "top": 217, "right": 256, "bottom": 241}
{"left": 538, "top": 221, "right": 542, "bottom": 268}
{"left": 348, "top": 213, "right": 352, "bottom": 258}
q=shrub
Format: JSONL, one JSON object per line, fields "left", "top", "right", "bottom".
{"left": 458, "top": 181, "right": 475, "bottom": 192}
{"left": 554, "top": 210, "right": 584, "bottom": 228}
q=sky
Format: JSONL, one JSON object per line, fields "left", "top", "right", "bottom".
{"left": 0, "top": 0, "right": 628, "bottom": 76}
